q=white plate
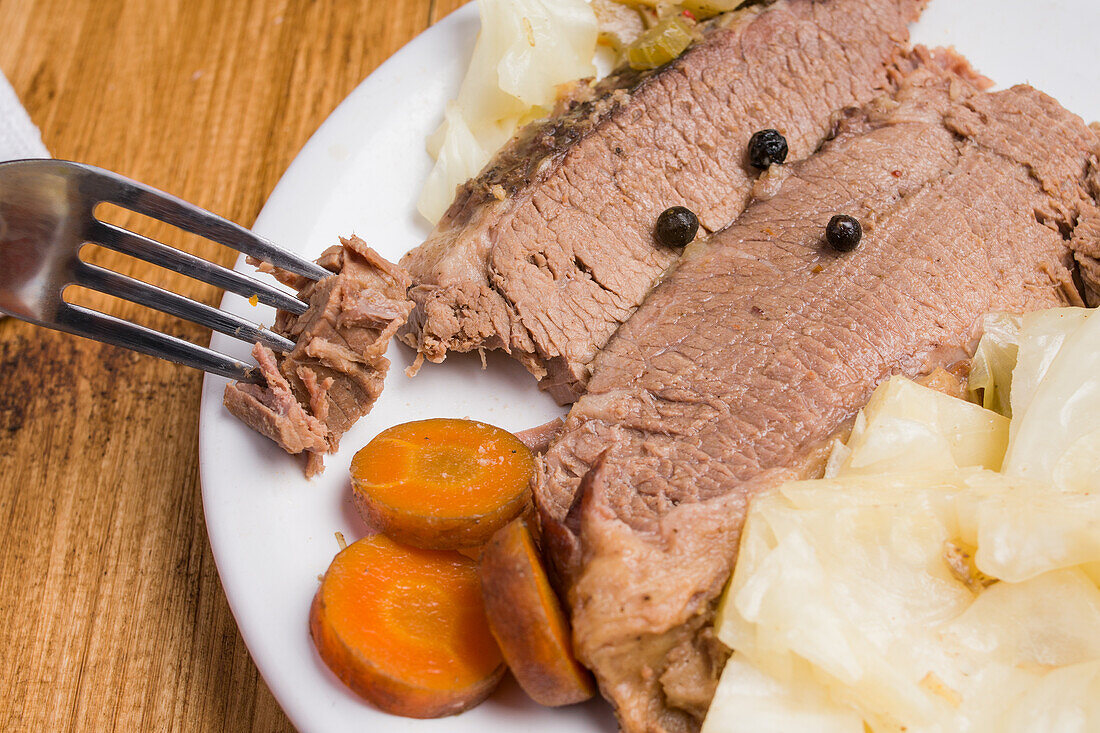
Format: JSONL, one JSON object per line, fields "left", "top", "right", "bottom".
{"left": 198, "top": 2, "right": 1100, "bottom": 731}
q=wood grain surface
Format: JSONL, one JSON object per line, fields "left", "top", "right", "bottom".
{"left": 0, "top": 1, "right": 466, "bottom": 729}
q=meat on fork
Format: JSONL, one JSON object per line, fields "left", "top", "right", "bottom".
{"left": 536, "top": 53, "right": 1099, "bottom": 733}
{"left": 224, "top": 236, "right": 413, "bottom": 476}
{"left": 400, "top": 0, "right": 929, "bottom": 404}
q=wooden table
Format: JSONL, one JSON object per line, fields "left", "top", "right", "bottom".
{"left": 0, "top": 1, "right": 464, "bottom": 728}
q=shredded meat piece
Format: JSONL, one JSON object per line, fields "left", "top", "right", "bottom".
{"left": 224, "top": 236, "right": 413, "bottom": 476}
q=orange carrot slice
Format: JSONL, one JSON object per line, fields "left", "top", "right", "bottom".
{"left": 310, "top": 534, "right": 505, "bottom": 718}
{"left": 350, "top": 418, "right": 534, "bottom": 549}
{"left": 479, "top": 519, "right": 595, "bottom": 706}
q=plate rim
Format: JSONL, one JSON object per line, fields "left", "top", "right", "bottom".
{"left": 194, "top": 0, "right": 1100, "bottom": 729}
{"left": 197, "top": 5, "right": 480, "bottom": 730}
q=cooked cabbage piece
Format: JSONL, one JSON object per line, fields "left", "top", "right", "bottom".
{"left": 418, "top": 0, "right": 598, "bottom": 224}
{"left": 1007, "top": 307, "right": 1092, "bottom": 426}
{"left": 708, "top": 306, "right": 1100, "bottom": 733}
{"left": 967, "top": 312, "right": 1020, "bottom": 416}
{"left": 704, "top": 655, "right": 863, "bottom": 733}
{"left": 713, "top": 474, "right": 1100, "bottom": 733}
{"left": 975, "top": 475, "right": 1100, "bottom": 582}
{"left": 1003, "top": 307, "right": 1100, "bottom": 486}
{"left": 592, "top": 0, "right": 646, "bottom": 51}
{"left": 827, "top": 376, "right": 1009, "bottom": 477}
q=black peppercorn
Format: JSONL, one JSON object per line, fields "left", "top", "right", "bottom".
{"left": 748, "top": 129, "right": 789, "bottom": 169}
{"left": 655, "top": 206, "right": 699, "bottom": 249}
{"left": 825, "top": 214, "right": 862, "bottom": 252}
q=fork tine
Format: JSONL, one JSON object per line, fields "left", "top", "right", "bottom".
{"left": 58, "top": 303, "right": 261, "bottom": 383}
{"left": 74, "top": 162, "right": 332, "bottom": 282}
{"left": 89, "top": 220, "right": 309, "bottom": 316}
{"left": 73, "top": 261, "right": 297, "bottom": 353}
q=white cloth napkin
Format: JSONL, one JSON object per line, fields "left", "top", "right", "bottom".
{"left": 0, "top": 69, "right": 48, "bottom": 161}
{"left": 0, "top": 69, "right": 48, "bottom": 320}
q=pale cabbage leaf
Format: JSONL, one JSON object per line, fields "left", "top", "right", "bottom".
{"left": 1007, "top": 307, "right": 1093, "bottom": 426}
{"left": 704, "top": 655, "right": 863, "bottom": 733}
{"left": 417, "top": 0, "right": 597, "bottom": 224}
{"left": 967, "top": 312, "right": 1020, "bottom": 416}
{"left": 712, "top": 474, "right": 1100, "bottom": 733}
{"left": 707, "top": 306, "right": 1100, "bottom": 733}
{"left": 830, "top": 376, "right": 1009, "bottom": 476}
{"left": 1003, "top": 307, "right": 1100, "bottom": 485}
{"left": 974, "top": 475, "right": 1100, "bottom": 582}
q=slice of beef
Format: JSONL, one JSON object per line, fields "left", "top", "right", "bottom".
{"left": 1070, "top": 154, "right": 1100, "bottom": 305}
{"left": 535, "top": 56, "right": 1098, "bottom": 732}
{"left": 224, "top": 236, "right": 413, "bottom": 476}
{"left": 513, "top": 417, "right": 566, "bottom": 455}
{"left": 400, "top": 0, "right": 928, "bottom": 404}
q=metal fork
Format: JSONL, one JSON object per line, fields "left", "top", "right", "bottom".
{"left": 0, "top": 159, "right": 331, "bottom": 382}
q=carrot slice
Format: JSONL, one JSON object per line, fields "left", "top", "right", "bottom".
{"left": 350, "top": 418, "right": 534, "bottom": 549}
{"left": 310, "top": 534, "right": 505, "bottom": 718}
{"left": 479, "top": 519, "right": 595, "bottom": 706}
